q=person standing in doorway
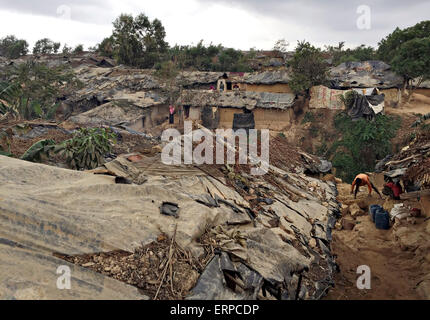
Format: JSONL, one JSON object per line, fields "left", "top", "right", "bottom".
{"left": 169, "top": 105, "right": 175, "bottom": 124}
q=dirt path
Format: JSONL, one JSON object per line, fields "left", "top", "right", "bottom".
{"left": 324, "top": 183, "right": 425, "bottom": 300}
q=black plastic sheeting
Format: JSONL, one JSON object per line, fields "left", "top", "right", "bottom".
{"left": 348, "top": 93, "right": 384, "bottom": 121}
{"left": 187, "top": 252, "right": 263, "bottom": 300}
{"left": 232, "top": 113, "right": 255, "bottom": 132}
{"left": 187, "top": 181, "right": 341, "bottom": 301}
{"left": 201, "top": 106, "right": 220, "bottom": 130}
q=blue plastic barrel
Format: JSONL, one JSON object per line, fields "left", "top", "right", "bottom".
{"left": 375, "top": 210, "right": 390, "bottom": 230}
{"left": 369, "top": 205, "right": 382, "bottom": 222}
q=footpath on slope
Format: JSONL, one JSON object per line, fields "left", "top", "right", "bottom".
{"left": 325, "top": 181, "right": 429, "bottom": 300}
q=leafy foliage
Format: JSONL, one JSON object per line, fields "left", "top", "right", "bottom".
{"left": 325, "top": 42, "right": 376, "bottom": 66}
{"left": 378, "top": 21, "right": 430, "bottom": 85}
{"left": 328, "top": 112, "right": 401, "bottom": 183}
{"left": 62, "top": 44, "right": 73, "bottom": 55}
{"left": 339, "top": 90, "right": 358, "bottom": 110}
{"left": 0, "top": 61, "right": 82, "bottom": 119}
{"left": 97, "top": 36, "right": 115, "bottom": 58}
{"left": 55, "top": 128, "right": 117, "bottom": 170}
{"left": 301, "top": 111, "right": 315, "bottom": 124}
{"left": 73, "top": 44, "right": 84, "bottom": 54}
{"left": 0, "top": 35, "right": 29, "bottom": 59}
{"left": 111, "top": 13, "right": 168, "bottom": 68}
{"left": 165, "top": 41, "right": 252, "bottom": 72}
{"left": 390, "top": 37, "right": 430, "bottom": 84}
{"left": 378, "top": 21, "right": 430, "bottom": 63}
{"left": 33, "top": 38, "right": 61, "bottom": 55}
{"left": 21, "top": 139, "right": 56, "bottom": 162}
{"left": 289, "top": 41, "right": 329, "bottom": 94}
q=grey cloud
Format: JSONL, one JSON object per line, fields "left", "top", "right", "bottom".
{"left": 199, "top": 0, "right": 430, "bottom": 47}
{"left": 0, "top": 0, "right": 115, "bottom": 25}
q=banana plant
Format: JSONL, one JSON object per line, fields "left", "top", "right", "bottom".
{"left": 21, "top": 139, "right": 56, "bottom": 162}
{"left": 54, "top": 128, "right": 117, "bottom": 170}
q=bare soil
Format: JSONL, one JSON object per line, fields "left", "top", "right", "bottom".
{"left": 325, "top": 182, "right": 425, "bottom": 300}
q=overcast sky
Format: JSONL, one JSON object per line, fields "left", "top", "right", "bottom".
{"left": 0, "top": 0, "right": 429, "bottom": 51}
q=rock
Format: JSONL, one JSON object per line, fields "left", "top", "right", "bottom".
{"left": 341, "top": 218, "right": 356, "bottom": 231}
{"left": 425, "top": 221, "right": 430, "bottom": 234}
{"left": 356, "top": 200, "right": 368, "bottom": 210}
{"left": 82, "top": 262, "right": 95, "bottom": 267}
{"left": 349, "top": 203, "right": 364, "bottom": 217}
{"left": 417, "top": 279, "right": 430, "bottom": 299}
{"left": 394, "top": 227, "right": 426, "bottom": 251}
{"left": 152, "top": 145, "right": 162, "bottom": 153}
{"left": 322, "top": 174, "right": 335, "bottom": 182}
{"left": 383, "top": 198, "right": 396, "bottom": 212}
{"left": 406, "top": 217, "right": 417, "bottom": 225}
{"left": 341, "top": 204, "right": 349, "bottom": 216}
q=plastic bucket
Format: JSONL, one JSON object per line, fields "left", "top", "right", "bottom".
{"left": 369, "top": 205, "right": 382, "bottom": 222}
{"left": 375, "top": 210, "right": 390, "bottom": 230}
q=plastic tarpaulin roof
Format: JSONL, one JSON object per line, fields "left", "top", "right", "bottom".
{"left": 178, "top": 90, "right": 296, "bottom": 110}
{"left": 329, "top": 60, "right": 403, "bottom": 89}
{"left": 0, "top": 153, "right": 339, "bottom": 300}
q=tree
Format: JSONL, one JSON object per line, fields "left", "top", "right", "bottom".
{"left": 62, "top": 44, "right": 72, "bottom": 55}
{"left": 73, "top": 44, "right": 84, "bottom": 54}
{"left": 1, "top": 61, "right": 81, "bottom": 120}
{"left": 166, "top": 41, "right": 223, "bottom": 71}
{"left": 273, "top": 39, "right": 289, "bottom": 53}
{"left": 289, "top": 41, "right": 329, "bottom": 95}
{"left": 273, "top": 38, "right": 289, "bottom": 62}
{"left": 97, "top": 36, "right": 115, "bottom": 58}
{"left": 391, "top": 37, "right": 430, "bottom": 87}
{"left": 33, "top": 38, "right": 61, "bottom": 55}
{"left": 378, "top": 21, "right": 430, "bottom": 89}
{"left": 325, "top": 42, "right": 376, "bottom": 66}
{"left": 0, "top": 35, "right": 29, "bottom": 59}
{"left": 378, "top": 21, "right": 430, "bottom": 63}
{"left": 329, "top": 112, "right": 401, "bottom": 183}
{"left": 216, "top": 48, "right": 250, "bottom": 72}
{"left": 111, "top": 13, "right": 168, "bottom": 68}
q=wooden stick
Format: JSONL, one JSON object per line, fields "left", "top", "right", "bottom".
{"left": 154, "top": 224, "right": 177, "bottom": 300}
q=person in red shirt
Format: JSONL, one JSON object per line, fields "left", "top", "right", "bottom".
{"left": 383, "top": 179, "right": 403, "bottom": 200}
{"left": 351, "top": 173, "right": 383, "bottom": 199}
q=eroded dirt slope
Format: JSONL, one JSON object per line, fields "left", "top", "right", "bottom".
{"left": 325, "top": 182, "right": 429, "bottom": 300}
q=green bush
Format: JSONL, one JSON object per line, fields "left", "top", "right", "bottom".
{"left": 55, "top": 128, "right": 117, "bottom": 170}
{"left": 0, "top": 35, "right": 28, "bottom": 59}
{"left": 301, "top": 112, "right": 315, "bottom": 124}
{"left": 21, "top": 139, "right": 56, "bottom": 162}
{"left": 328, "top": 112, "right": 401, "bottom": 183}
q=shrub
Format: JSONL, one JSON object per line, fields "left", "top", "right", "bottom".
{"left": 0, "top": 35, "right": 28, "bottom": 59}
{"left": 328, "top": 112, "right": 401, "bottom": 182}
{"left": 55, "top": 128, "right": 117, "bottom": 170}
